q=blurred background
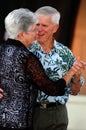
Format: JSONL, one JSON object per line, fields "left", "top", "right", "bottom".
{"left": 0, "top": 0, "right": 81, "bottom": 48}
{"left": 0, "top": 0, "right": 86, "bottom": 129}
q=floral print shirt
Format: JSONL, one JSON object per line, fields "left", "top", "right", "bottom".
{"left": 29, "top": 40, "right": 84, "bottom": 104}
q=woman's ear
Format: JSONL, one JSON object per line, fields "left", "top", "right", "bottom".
{"left": 17, "top": 31, "right": 24, "bottom": 39}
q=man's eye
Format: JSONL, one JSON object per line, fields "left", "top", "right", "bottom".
{"left": 36, "top": 24, "right": 40, "bottom": 26}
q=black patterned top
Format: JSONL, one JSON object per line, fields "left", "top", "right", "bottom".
{"left": 0, "top": 39, "right": 66, "bottom": 129}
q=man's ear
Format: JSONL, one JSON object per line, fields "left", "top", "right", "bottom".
{"left": 53, "top": 24, "right": 59, "bottom": 33}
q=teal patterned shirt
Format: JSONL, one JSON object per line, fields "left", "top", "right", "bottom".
{"left": 29, "top": 40, "right": 84, "bottom": 104}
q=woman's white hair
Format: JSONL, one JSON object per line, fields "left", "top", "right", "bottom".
{"left": 5, "top": 8, "right": 37, "bottom": 39}
{"left": 35, "top": 6, "right": 61, "bottom": 25}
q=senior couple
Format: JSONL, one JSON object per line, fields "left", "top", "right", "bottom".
{"left": 0, "top": 6, "right": 86, "bottom": 130}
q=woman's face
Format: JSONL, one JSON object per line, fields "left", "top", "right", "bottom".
{"left": 23, "top": 25, "right": 37, "bottom": 47}
{"left": 17, "top": 24, "right": 37, "bottom": 47}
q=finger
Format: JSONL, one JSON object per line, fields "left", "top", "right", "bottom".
{"left": 71, "top": 66, "right": 79, "bottom": 73}
{"left": 73, "top": 61, "right": 85, "bottom": 70}
{"left": 80, "top": 61, "right": 86, "bottom": 66}
{"left": 0, "top": 93, "right": 3, "bottom": 99}
{"left": 77, "top": 57, "right": 81, "bottom": 62}
{"left": 0, "top": 88, "right": 4, "bottom": 92}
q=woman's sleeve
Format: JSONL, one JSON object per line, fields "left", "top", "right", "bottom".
{"left": 27, "top": 52, "right": 66, "bottom": 96}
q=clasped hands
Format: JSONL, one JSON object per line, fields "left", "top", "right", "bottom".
{"left": 0, "top": 57, "right": 86, "bottom": 99}
{"left": 71, "top": 57, "right": 86, "bottom": 76}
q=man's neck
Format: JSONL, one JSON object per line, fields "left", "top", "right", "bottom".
{"left": 39, "top": 40, "right": 54, "bottom": 53}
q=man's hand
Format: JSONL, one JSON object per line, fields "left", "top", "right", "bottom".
{"left": 72, "top": 57, "right": 86, "bottom": 75}
{"left": 70, "top": 57, "right": 86, "bottom": 95}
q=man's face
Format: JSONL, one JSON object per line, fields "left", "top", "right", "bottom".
{"left": 36, "top": 15, "right": 58, "bottom": 44}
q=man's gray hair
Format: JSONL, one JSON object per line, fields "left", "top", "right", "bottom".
{"left": 35, "top": 6, "right": 61, "bottom": 25}
{"left": 5, "top": 8, "right": 37, "bottom": 39}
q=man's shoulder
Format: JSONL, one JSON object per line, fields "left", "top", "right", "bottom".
{"left": 54, "top": 40, "right": 71, "bottom": 53}
{"left": 55, "top": 40, "right": 68, "bottom": 48}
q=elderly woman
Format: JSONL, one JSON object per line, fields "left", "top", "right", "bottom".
{"left": 0, "top": 8, "right": 79, "bottom": 130}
